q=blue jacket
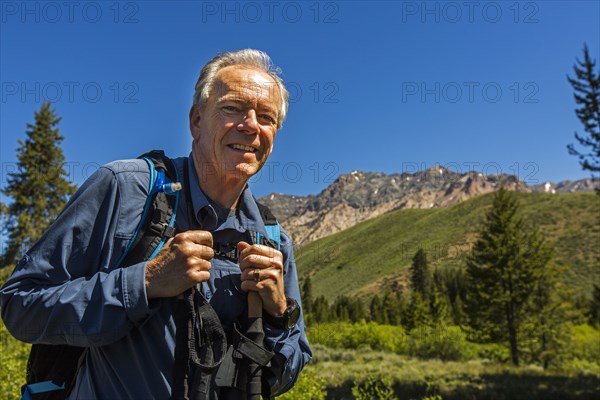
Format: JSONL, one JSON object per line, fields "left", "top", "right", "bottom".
{"left": 0, "top": 154, "right": 312, "bottom": 399}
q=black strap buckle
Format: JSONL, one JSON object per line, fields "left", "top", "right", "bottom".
{"left": 213, "top": 242, "right": 239, "bottom": 262}
{"left": 149, "top": 222, "right": 176, "bottom": 238}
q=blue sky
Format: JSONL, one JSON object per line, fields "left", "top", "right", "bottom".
{"left": 1, "top": 0, "right": 599, "bottom": 198}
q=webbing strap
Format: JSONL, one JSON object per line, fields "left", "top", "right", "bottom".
{"left": 20, "top": 381, "right": 64, "bottom": 400}
{"left": 171, "top": 159, "right": 227, "bottom": 400}
{"left": 232, "top": 323, "right": 274, "bottom": 367}
{"left": 171, "top": 291, "right": 192, "bottom": 400}
{"left": 255, "top": 224, "right": 280, "bottom": 252}
{"left": 190, "top": 290, "right": 227, "bottom": 370}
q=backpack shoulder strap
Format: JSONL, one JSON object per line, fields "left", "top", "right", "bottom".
{"left": 117, "top": 150, "right": 181, "bottom": 266}
{"left": 254, "top": 201, "right": 281, "bottom": 251}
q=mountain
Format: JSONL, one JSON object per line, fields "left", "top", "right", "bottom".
{"left": 293, "top": 191, "right": 600, "bottom": 301}
{"left": 259, "top": 168, "right": 596, "bottom": 246}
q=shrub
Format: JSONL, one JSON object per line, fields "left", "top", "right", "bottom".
{"left": 351, "top": 374, "right": 397, "bottom": 400}
{"left": 307, "top": 321, "right": 407, "bottom": 353}
{"left": 278, "top": 368, "right": 327, "bottom": 400}
{"left": 1, "top": 317, "right": 30, "bottom": 399}
{"left": 475, "top": 342, "right": 511, "bottom": 363}
{"left": 408, "top": 325, "right": 476, "bottom": 361}
{"left": 568, "top": 324, "right": 600, "bottom": 363}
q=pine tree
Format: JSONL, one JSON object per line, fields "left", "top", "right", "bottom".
{"left": 436, "top": 267, "right": 468, "bottom": 325}
{"left": 465, "top": 188, "right": 545, "bottom": 366}
{"left": 523, "top": 256, "right": 575, "bottom": 369}
{"left": 429, "top": 270, "right": 449, "bottom": 324}
{"left": 382, "top": 291, "right": 400, "bottom": 325}
{"left": 396, "top": 291, "right": 408, "bottom": 327}
{"left": 370, "top": 294, "right": 384, "bottom": 324}
{"left": 589, "top": 285, "right": 600, "bottom": 328}
{"left": 1, "top": 102, "right": 76, "bottom": 267}
{"left": 567, "top": 43, "right": 600, "bottom": 189}
{"left": 404, "top": 292, "right": 431, "bottom": 331}
{"left": 334, "top": 296, "right": 350, "bottom": 322}
{"left": 410, "top": 248, "right": 431, "bottom": 298}
{"left": 312, "top": 296, "right": 331, "bottom": 323}
{"left": 348, "top": 298, "right": 366, "bottom": 322}
{"left": 452, "top": 293, "right": 467, "bottom": 327}
{"left": 301, "top": 277, "right": 313, "bottom": 315}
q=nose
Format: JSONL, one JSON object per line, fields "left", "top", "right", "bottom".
{"left": 237, "top": 109, "right": 259, "bottom": 135}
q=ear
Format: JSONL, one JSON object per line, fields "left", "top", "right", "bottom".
{"left": 189, "top": 105, "right": 202, "bottom": 140}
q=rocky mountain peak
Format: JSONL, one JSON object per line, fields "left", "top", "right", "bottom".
{"left": 258, "top": 169, "right": 596, "bottom": 246}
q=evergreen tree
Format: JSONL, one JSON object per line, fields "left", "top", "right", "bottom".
{"left": 1, "top": 102, "right": 76, "bottom": 267}
{"left": 312, "top": 295, "right": 331, "bottom": 323}
{"left": 382, "top": 291, "right": 400, "bottom": 325}
{"left": 410, "top": 248, "right": 431, "bottom": 298}
{"left": 370, "top": 294, "right": 384, "bottom": 324}
{"left": 589, "top": 284, "right": 600, "bottom": 328}
{"left": 348, "top": 298, "right": 366, "bottom": 322}
{"left": 435, "top": 267, "right": 467, "bottom": 325}
{"left": 465, "top": 188, "right": 547, "bottom": 366}
{"left": 301, "top": 277, "right": 313, "bottom": 314}
{"left": 567, "top": 44, "right": 600, "bottom": 189}
{"left": 523, "top": 256, "right": 575, "bottom": 369}
{"left": 429, "top": 270, "right": 449, "bottom": 324}
{"left": 452, "top": 293, "right": 467, "bottom": 327}
{"left": 333, "top": 296, "right": 350, "bottom": 322}
{"left": 396, "top": 291, "right": 408, "bottom": 326}
{"left": 404, "top": 292, "right": 431, "bottom": 331}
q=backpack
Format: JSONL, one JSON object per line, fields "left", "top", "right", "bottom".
{"left": 21, "top": 150, "right": 281, "bottom": 400}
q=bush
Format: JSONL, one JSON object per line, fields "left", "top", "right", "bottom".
{"left": 473, "top": 342, "right": 511, "bottom": 363}
{"left": 351, "top": 374, "right": 397, "bottom": 400}
{"left": 568, "top": 324, "right": 600, "bottom": 363}
{"left": 1, "top": 313, "right": 30, "bottom": 399}
{"left": 408, "top": 325, "right": 476, "bottom": 361}
{"left": 308, "top": 322, "right": 481, "bottom": 361}
{"left": 278, "top": 368, "right": 327, "bottom": 400}
{"left": 307, "top": 321, "right": 407, "bottom": 353}
{"left": 1, "top": 267, "right": 31, "bottom": 400}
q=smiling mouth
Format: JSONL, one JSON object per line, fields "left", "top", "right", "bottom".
{"left": 229, "top": 144, "right": 257, "bottom": 153}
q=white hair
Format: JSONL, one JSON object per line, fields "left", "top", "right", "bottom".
{"left": 192, "top": 49, "right": 289, "bottom": 129}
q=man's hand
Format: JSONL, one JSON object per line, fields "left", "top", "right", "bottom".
{"left": 238, "top": 241, "right": 286, "bottom": 317}
{"left": 145, "top": 231, "right": 214, "bottom": 299}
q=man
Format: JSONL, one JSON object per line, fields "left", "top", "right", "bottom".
{"left": 0, "top": 49, "right": 311, "bottom": 399}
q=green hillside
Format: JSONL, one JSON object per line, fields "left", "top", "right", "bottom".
{"left": 295, "top": 192, "right": 600, "bottom": 301}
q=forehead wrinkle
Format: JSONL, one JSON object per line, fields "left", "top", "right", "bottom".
{"left": 217, "top": 83, "right": 279, "bottom": 114}
{"left": 211, "top": 67, "right": 281, "bottom": 117}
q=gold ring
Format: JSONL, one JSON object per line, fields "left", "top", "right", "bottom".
{"left": 254, "top": 269, "right": 260, "bottom": 282}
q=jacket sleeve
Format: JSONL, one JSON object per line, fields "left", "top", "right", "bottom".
{"left": 262, "top": 229, "right": 312, "bottom": 396}
{"left": 0, "top": 161, "right": 156, "bottom": 347}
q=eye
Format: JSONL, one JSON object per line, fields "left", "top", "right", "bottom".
{"left": 259, "top": 114, "right": 277, "bottom": 124}
{"left": 222, "top": 105, "right": 240, "bottom": 113}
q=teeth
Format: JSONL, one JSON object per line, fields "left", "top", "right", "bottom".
{"left": 231, "top": 144, "right": 256, "bottom": 152}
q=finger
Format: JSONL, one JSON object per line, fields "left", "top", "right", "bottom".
{"left": 177, "top": 240, "right": 214, "bottom": 261}
{"left": 240, "top": 279, "right": 276, "bottom": 293}
{"left": 192, "top": 244, "right": 214, "bottom": 261}
{"left": 241, "top": 267, "right": 281, "bottom": 283}
{"left": 188, "top": 268, "right": 210, "bottom": 284}
{"left": 239, "top": 254, "right": 283, "bottom": 272}
{"left": 179, "top": 230, "right": 213, "bottom": 247}
{"left": 238, "top": 243, "right": 280, "bottom": 260}
{"left": 237, "top": 241, "right": 251, "bottom": 256}
{"left": 191, "top": 258, "right": 212, "bottom": 273}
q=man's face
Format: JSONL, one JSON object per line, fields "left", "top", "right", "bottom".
{"left": 190, "top": 66, "right": 281, "bottom": 184}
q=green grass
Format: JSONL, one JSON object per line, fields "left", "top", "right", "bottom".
{"left": 295, "top": 192, "right": 600, "bottom": 301}
{"left": 0, "top": 266, "right": 30, "bottom": 400}
{"left": 294, "top": 343, "right": 600, "bottom": 400}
